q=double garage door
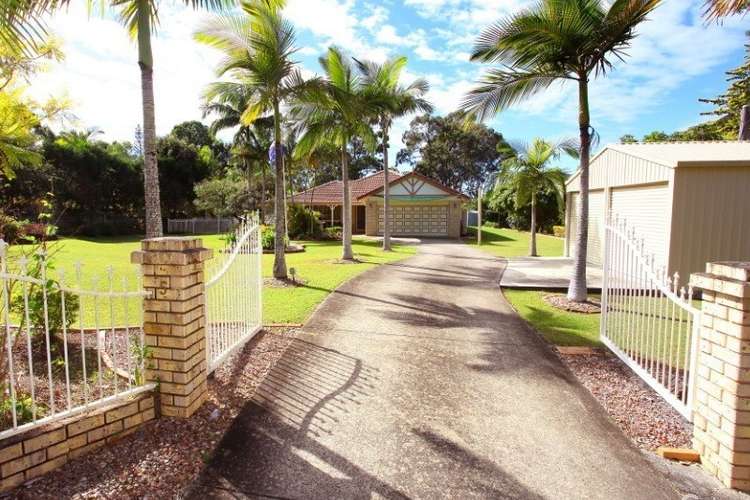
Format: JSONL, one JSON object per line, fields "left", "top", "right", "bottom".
{"left": 378, "top": 205, "right": 448, "bottom": 236}
{"left": 569, "top": 183, "right": 669, "bottom": 268}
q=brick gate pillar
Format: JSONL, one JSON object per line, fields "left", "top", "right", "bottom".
{"left": 691, "top": 262, "right": 750, "bottom": 490}
{"left": 131, "top": 237, "right": 212, "bottom": 418}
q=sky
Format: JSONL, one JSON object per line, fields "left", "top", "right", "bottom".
{"left": 27, "top": 0, "right": 749, "bottom": 173}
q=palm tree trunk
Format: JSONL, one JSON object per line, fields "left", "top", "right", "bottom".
{"left": 261, "top": 162, "right": 267, "bottom": 222}
{"left": 341, "top": 138, "right": 354, "bottom": 260}
{"left": 530, "top": 192, "right": 537, "bottom": 257}
{"left": 137, "top": 7, "right": 162, "bottom": 239}
{"left": 382, "top": 119, "right": 392, "bottom": 251}
{"left": 272, "top": 99, "right": 288, "bottom": 279}
{"left": 567, "top": 76, "right": 590, "bottom": 302}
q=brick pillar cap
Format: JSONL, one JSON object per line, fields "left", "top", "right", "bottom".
{"left": 705, "top": 262, "right": 750, "bottom": 282}
{"left": 141, "top": 237, "right": 204, "bottom": 252}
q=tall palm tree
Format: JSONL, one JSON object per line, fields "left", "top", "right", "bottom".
{"left": 461, "top": 0, "right": 662, "bottom": 302}
{"left": 497, "top": 139, "right": 572, "bottom": 257}
{"left": 196, "top": 0, "right": 311, "bottom": 279}
{"left": 703, "top": 0, "right": 749, "bottom": 20}
{"left": 202, "top": 88, "right": 273, "bottom": 217}
{"left": 357, "top": 56, "right": 432, "bottom": 251}
{"left": 1, "top": 0, "right": 236, "bottom": 238}
{"left": 292, "top": 47, "right": 378, "bottom": 261}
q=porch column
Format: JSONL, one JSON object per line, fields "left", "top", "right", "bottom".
{"left": 690, "top": 262, "right": 750, "bottom": 491}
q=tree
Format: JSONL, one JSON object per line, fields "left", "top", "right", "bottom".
{"left": 196, "top": 0, "right": 311, "bottom": 279}
{"left": 194, "top": 174, "right": 247, "bottom": 218}
{"left": 495, "top": 139, "right": 571, "bottom": 256}
{"left": 703, "top": 0, "right": 749, "bottom": 20}
{"left": 1, "top": 0, "right": 237, "bottom": 238}
{"left": 619, "top": 134, "right": 638, "bottom": 144}
{"left": 397, "top": 112, "right": 511, "bottom": 196}
{"left": 293, "top": 47, "right": 378, "bottom": 261}
{"left": 461, "top": 0, "right": 662, "bottom": 302}
{"left": 0, "top": 89, "right": 42, "bottom": 180}
{"left": 357, "top": 56, "right": 431, "bottom": 251}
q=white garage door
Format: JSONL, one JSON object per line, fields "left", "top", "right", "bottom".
{"left": 610, "top": 183, "right": 670, "bottom": 269}
{"left": 379, "top": 205, "right": 448, "bottom": 236}
{"left": 568, "top": 190, "right": 605, "bottom": 265}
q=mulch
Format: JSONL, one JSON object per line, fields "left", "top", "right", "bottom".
{"left": 557, "top": 349, "right": 692, "bottom": 451}
{"left": 4, "top": 326, "right": 299, "bottom": 499}
{"left": 544, "top": 293, "right": 601, "bottom": 314}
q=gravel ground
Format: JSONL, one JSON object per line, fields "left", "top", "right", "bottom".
{"left": 4, "top": 326, "right": 298, "bottom": 499}
{"left": 558, "top": 349, "right": 692, "bottom": 451}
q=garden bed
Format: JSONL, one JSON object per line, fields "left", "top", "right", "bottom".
{"left": 5, "top": 326, "right": 298, "bottom": 498}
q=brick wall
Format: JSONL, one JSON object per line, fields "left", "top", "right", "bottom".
{"left": 691, "top": 262, "right": 750, "bottom": 491}
{"left": 0, "top": 392, "right": 155, "bottom": 492}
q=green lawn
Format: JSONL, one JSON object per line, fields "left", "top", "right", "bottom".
{"left": 503, "top": 290, "right": 602, "bottom": 347}
{"left": 6, "top": 235, "right": 416, "bottom": 326}
{"left": 466, "top": 226, "right": 564, "bottom": 258}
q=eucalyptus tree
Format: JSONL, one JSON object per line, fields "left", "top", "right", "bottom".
{"left": 357, "top": 56, "right": 431, "bottom": 251}
{"left": 497, "top": 139, "right": 572, "bottom": 256}
{"left": 292, "top": 47, "right": 378, "bottom": 261}
{"left": 460, "top": 0, "right": 662, "bottom": 302}
{"left": 203, "top": 88, "right": 274, "bottom": 216}
{"left": 1, "top": 0, "right": 237, "bottom": 237}
{"left": 196, "top": 0, "right": 311, "bottom": 279}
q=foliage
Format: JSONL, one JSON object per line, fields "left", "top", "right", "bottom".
{"left": 0, "top": 88, "right": 42, "bottom": 180}
{"left": 553, "top": 225, "right": 565, "bottom": 238}
{"left": 260, "top": 225, "right": 287, "bottom": 251}
{"left": 396, "top": 112, "right": 512, "bottom": 196}
{"left": 323, "top": 226, "right": 342, "bottom": 241}
{"left": 0, "top": 391, "right": 37, "bottom": 427}
{"left": 287, "top": 204, "right": 323, "bottom": 239}
{"left": 130, "top": 340, "right": 153, "bottom": 386}
{"left": 619, "top": 124, "right": 725, "bottom": 144}
{"left": 193, "top": 174, "right": 248, "bottom": 218}
{"left": 489, "top": 184, "right": 562, "bottom": 233}
{"left": 702, "top": 0, "right": 750, "bottom": 21}
{"left": 0, "top": 213, "right": 26, "bottom": 243}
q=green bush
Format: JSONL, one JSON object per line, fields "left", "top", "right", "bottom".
{"left": 553, "top": 225, "right": 565, "bottom": 238}
{"left": 323, "top": 226, "right": 342, "bottom": 240}
{"left": 260, "top": 225, "right": 288, "bottom": 251}
{"left": 288, "top": 205, "right": 323, "bottom": 239}
{"left": 0, "top": 214, "right": 26, "bottom": 244}
{"left": 482, "top": 221, "right": 499, "bottom": 228}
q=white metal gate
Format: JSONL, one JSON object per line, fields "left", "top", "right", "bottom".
{"left": 204, "top": 215, "right": 262, "bottom": 372}
{"left": 600, "top": 216, "right": 700, "bottom": 420}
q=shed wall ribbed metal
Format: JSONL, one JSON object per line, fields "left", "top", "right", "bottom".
{"left": 566, "top": 149, "right": 671, "bottom": 193}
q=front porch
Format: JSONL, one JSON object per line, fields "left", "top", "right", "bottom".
{"left": 308, "top": 204, "right": 367, "bottom": 234}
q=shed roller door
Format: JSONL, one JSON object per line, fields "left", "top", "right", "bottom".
{"left": 379, "top": 205, "right": 448, "bottom": 236}
{"left": 610, "top": 183, "right": 669, "bottom": 269}
{"left": 569, "top": 190, "right": 605, "bottom": 266}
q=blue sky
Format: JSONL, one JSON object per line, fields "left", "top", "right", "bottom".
{"left": 29, "top": 0, "right": 748, "bottom": 173}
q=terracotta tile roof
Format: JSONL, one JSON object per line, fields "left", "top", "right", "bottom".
{"left": 290, "top": 170, "right": 403, "bottom": 205}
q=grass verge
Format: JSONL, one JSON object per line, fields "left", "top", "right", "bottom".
{"left": 466, "top": 226, "right": 563, "bottom": 258}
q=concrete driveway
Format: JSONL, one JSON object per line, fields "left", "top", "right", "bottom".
{"left": 188, "top": 241, "right": 679, "bottom": 499}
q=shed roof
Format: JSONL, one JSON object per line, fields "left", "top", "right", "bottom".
{"left": 566, "top": 141, "right": 750, "bottom": 189}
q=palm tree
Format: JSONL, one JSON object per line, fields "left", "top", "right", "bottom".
{"left": 292, "top": 47, "right": 378, "bottom": 261}
{"left": 356, "top": 56, "right": 432, "bottom": 251}
{"left": 461, "top": 0, "right": 662, "bottom": 302}
{"left": 497, "top": 139, "right": 571, "bottom": 256}
{"left": 202, "top": 88, "right": 273, "bottom": 217}
{"left": 1, "top": 0, "right": 236, "bottom": 238}
{"left": 703, "top": 0, "right": 749, "bottom": 20}
{"left": 196, "top": 0, "right": 310, "bottom": 279}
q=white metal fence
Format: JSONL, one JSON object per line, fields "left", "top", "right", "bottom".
{"left": 205, "top": 215, "right": 263, "bottom": 372}
{"left": 167, "top": 217, "right": 236, "bottom": 235}
{"left": 600, "top": 217, "right": 701, "bottom": 420}
{"left": 0, "top": 241, "right": 155, "bottom": 439}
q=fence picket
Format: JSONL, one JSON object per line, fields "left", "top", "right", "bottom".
{"left": 601, "top": 217, "right": 700, "bottom": 420}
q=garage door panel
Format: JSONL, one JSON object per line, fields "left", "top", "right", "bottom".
{"left": 610, "top": 184, "right": 669, "bottom": 269}
{"left": 378, "top": 205, "right": 448, "bottom": 236}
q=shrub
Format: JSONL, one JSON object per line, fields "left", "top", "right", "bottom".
{"left": 553, "top": 225, "right": 565, "bottom": 238}
{"left": 0, "top": 214, "right": 26, "bottom": 244}
{"left": 21, "top": 223, "right": 57, "bottom": 242}
{"left": 260, "top": 225, "right": 288, "bottom": 251}
{"left": 482, "top": 221, "right": 499, "bottom": 228}
{"left": 322, "top": 226, "right": 342, "bottom": 240}
{"left": 288, "top": 205, "right": 323, "bottom": 239}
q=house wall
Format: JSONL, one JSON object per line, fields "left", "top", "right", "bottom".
{"left": 669, "top": 166, "right": 750, "bottom": 280}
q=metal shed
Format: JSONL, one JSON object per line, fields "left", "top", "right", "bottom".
{"left": 565, "top": 141, "right": 750, "bottom": 280}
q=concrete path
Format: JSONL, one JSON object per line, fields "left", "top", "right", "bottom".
{"left": 188, "top": 242, "right": 679, "bottom": 499}
{"left": 500, "top": 256, "right": 603, "bottom": 290}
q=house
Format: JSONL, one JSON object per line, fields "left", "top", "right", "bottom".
{"left": 290, "top": 170, "right": 470, "bottom": 238}
{"left": 564, "top": 141, "right": 750, "bottom": 279}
